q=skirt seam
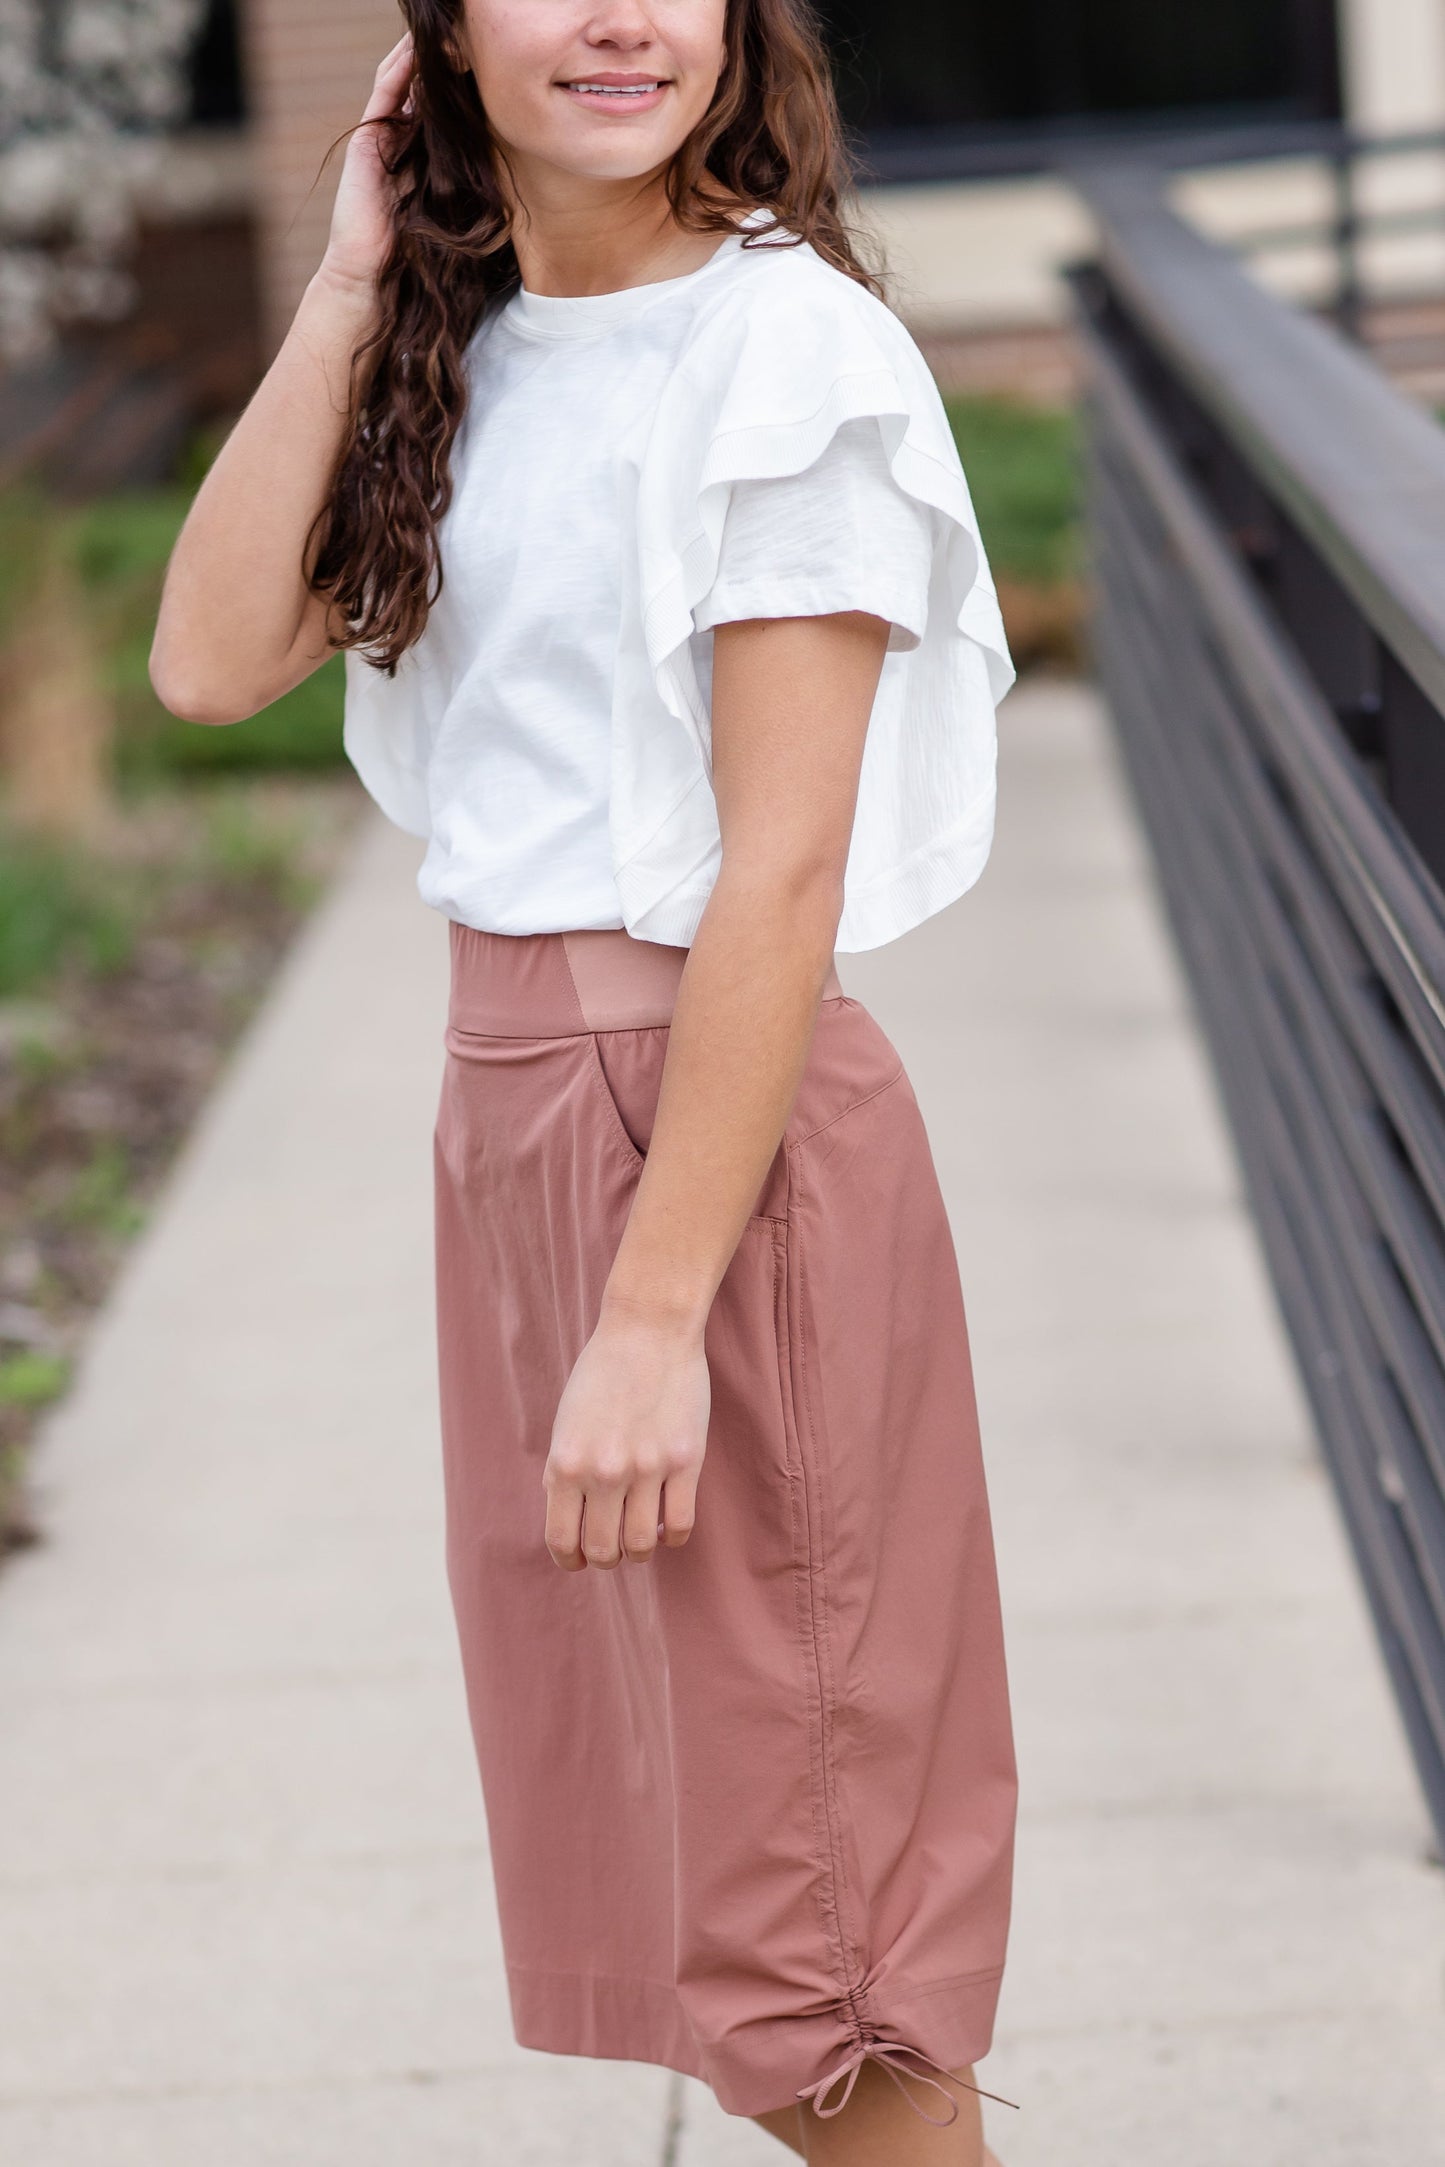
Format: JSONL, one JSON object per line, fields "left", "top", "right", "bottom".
{"left": 777, "top": 1155, "right": 871, "bottom": 2019}
{"left": 787, "top": 1064, "right": 907, "bottom": 1151}
{"left": 767, "top": 1213, "right": 846, "bottom": 1999}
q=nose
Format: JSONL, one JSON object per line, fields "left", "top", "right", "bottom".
{"left": 581, "top": 6, "right": 658, "bottom": 50}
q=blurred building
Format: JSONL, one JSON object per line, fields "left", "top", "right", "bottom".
{"left": 855, "top": 0, "right": 1445, "bottom": 393}
{"left": 54, "top": 0, "right": 1445, "bottom": 447}
{"left": 239, "top": 0, "right": 406, "bottom": 357}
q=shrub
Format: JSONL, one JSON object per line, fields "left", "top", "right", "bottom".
{"left": 944, "top": 395, "right": 1080, "bottom": 589}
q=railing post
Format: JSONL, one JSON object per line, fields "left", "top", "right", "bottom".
{"left": 1330, "top": 141, "right": 1365, "bottom": 343}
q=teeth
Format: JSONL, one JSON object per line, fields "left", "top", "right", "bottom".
{"left": 568, "top": 82, "right": 661, "bottom": 95}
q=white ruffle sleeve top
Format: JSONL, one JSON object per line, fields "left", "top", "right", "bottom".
{"left": 341, "top": 209, "right": 1015, "bottom": 952}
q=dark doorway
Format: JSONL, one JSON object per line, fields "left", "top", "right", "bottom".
{"left": 185, "top": 0, "right": 247, "bottom": 126}
{"left": 822, "top": 0, "right": 1343, "bottom": 179}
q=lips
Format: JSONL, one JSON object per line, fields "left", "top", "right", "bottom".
{"left": 558, "top": 74, "right": 672, "bottom": 109}
{"left": 565, "top": 81, "right": 663, "bottom": 96}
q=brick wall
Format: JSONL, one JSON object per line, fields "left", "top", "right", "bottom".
{"left": 239, "top": 0, "right": 403, "bottom": 360}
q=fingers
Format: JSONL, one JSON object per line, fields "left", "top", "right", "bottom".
{"left": 361, "top": 31, "right": 414, "bottom": 120}
{"left": 581, "top": 1482, "right": 626, "bottom": 1570}
{"left": 543, "top": 1475, "right": 586, "bottom": 1573}
{"left": 660, "top": 1468, "right": 698, "bottom": 1549}
{"left": 543, "top": 1469, "right": 630, "bottom": 1571}
{"left": 621, "top": 1480, "right": 664, "bottom": 1564}
{"left": 542, "top": 1470, "right": 696, "bottom": 1570}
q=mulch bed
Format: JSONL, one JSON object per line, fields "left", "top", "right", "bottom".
{"left": 0, "top": 777, "right": 364, "bottom": 1553}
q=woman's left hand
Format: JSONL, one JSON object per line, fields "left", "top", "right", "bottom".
{"left": 542, "top": 1307, "right": 711, "bottom": 1570}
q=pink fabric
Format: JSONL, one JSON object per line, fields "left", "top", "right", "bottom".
{"left": 433, "top": 924, "right": 1016, "bottom": 2119}
{"left": 560, "top": 926, "right": 844, "bottom": 1032}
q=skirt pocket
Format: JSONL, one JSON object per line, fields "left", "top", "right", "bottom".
{"left": 588, "top": 1029, "right": 656, "bottom": 1168}
{"left": 592, "top": 1027, "right": 789, "bottom": 1225}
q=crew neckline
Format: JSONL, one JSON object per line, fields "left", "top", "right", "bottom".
{"left": 501, "top": 206, "right": 778, "bottom": 340}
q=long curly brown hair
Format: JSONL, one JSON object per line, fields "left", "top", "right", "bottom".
{"left": 305, "top": 0, "right": 884, "bottom": 676}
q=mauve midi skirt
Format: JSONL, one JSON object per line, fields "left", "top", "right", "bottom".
{"left": 433, "top": 921, "right": 1017, "bottom": 2123}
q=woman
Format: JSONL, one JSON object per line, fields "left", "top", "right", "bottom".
{"left": 151, "top": 5, "right": 1018, "bottom": 2159}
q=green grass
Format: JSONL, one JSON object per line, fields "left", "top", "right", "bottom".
{"left": 59, "top": 1142, "right": 145, "bottom": 1239}
{"left": 117, "top": 652, "right": 347, "bottom": 780}
{"left": 0, "top": 777, "right": 333, "bottom": 1005}
{"left": 69, "top": 482, "right": 347, "bottom": 779}
{"left": 0, "top": 463, "right": 347, "bottom": 783}
{"left": 944, "top": 394, "right": 1081, "bottom": 588}
{"left": 0, "top": 1351, "right": 70, "bottom": 1411}
{"left": 197, "top": 788, "right": 324, "bottom": 913}
{"left": 0, "top": 832, "right": 141, "bottom": 999}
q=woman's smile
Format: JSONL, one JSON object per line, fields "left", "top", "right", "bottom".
{"left": 557, "top": 70, "right": 673, "bottom": 115}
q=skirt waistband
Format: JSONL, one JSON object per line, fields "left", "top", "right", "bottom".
{"left": 447, "top": 923, "right": 844, "bottom": 1038}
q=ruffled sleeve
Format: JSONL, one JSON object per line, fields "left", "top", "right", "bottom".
{"left": 617, "top": 246, "right": 1016, "bottom": 952}
{"left": 691, "top": 415, "right": 937, "bottom": 653}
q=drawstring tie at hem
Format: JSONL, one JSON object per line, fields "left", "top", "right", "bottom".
{"left": 796, "top": 2036, "right": 1020, "bottom": 2126}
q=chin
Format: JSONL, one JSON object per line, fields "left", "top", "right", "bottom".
{"left": 541, "top": 134, "right": 690, "bottom": 183}
{"left": 573, "top": 152, "right": 682, "bottom": 182}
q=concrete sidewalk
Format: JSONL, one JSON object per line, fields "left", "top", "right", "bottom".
{"left": 1, "top": 677, "right": 1440, "bottom": 2167}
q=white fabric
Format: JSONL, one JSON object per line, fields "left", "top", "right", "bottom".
{"left": 342, "top": 210, "right": 1015, "bottom": 951}
{"left": 694, "top": 418, "right": 935, "bottom": 648}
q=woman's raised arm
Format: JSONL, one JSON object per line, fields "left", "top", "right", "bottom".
{"left": 149, "top": 36, "right": 413, "bottom": 725}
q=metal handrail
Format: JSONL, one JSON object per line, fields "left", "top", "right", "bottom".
{"left": 1070, "top": 165, "right": 1445, "bottom": 1845}
{"left": 1071, "top": 274, "right": 1445, "bottom": 1076}
{"left": 1070, "top": 164, "right": 1445, "bottom": 722}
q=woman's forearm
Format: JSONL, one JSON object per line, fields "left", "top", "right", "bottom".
{"left": 543, "top": 611, "right": 885, "bottom": 1567}
{"left": 599, "top": 857, "right": 843, "bottom": 1337}
{"left": 150, "top": 267, "right": 379, "bottom": 726}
